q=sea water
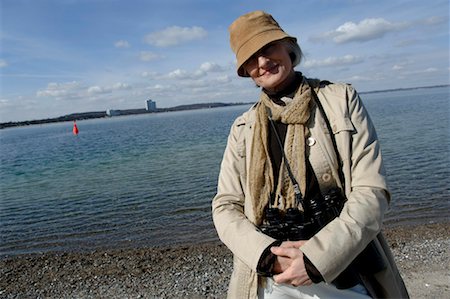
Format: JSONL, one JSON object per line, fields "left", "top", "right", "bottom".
{"left": 0, "top": 87, "right": 449, "bottom": 256}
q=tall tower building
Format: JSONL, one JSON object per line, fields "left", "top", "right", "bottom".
{"left": 146, "top": 99, "right": 157, "bottom": 112}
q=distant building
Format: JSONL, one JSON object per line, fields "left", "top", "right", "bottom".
{"left": 106, "top": 109, "right": 121, "bottom": 117}
{"left": 146, "top": 99, "right": 157, "bottom": 112}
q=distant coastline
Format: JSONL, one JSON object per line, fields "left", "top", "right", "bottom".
{"left": 0, "top": 102, "right": 251, "bottom": 130}
{"left": 358, "top": 84, "right": 449, "bottom": 94}
{"left": 1, "top": 84, "right": 448, "bottom": 129}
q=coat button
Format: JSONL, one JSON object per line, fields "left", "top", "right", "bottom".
{"left": 322, "top": 173, "right": 331, "bottom": 182}
{"left": 307, "top": 137, "right": 316, "bottom": 146}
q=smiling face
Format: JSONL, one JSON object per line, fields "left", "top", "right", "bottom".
{"left": 242, "top": 41, "right": 296, "bottom": 93}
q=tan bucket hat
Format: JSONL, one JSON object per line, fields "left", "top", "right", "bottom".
{"left": 229, "top": 10, "right": 300, "bottom": 77}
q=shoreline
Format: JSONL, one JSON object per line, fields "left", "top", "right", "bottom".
{"left": 0, "top": 102, "right": 251, "bottom": 130}
{"left": 1, "top": 222, "right": 449, "bottom": 298}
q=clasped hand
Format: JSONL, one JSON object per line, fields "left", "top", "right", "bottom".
{"left": 270, "top": 240, "right": 313, "bottom": 287}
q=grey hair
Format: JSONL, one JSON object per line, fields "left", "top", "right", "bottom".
{"left": 281, "top": 38, "right": 303, "bottom": 67}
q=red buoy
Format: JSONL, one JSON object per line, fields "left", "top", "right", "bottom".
{"left": 73, "top": 121, "right": 79, "bottom": 135}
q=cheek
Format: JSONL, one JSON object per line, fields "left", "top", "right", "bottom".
{"left": 245, "top": 65, "right": 258, "bottom": 78}
{"left": 247, "top": 70, "right": 262, "bottom": 84}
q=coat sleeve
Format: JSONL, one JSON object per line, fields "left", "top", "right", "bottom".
{"left": 300, "top": 84, "right": 390, "bottom": 282}
{"left": 212, "top": 117, "right": 276, "bottom": 271}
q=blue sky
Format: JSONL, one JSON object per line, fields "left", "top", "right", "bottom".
{"left": 1, "top": 0, "right": 449, "bottom": 122}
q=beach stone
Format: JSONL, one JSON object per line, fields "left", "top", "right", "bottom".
{"left": 0, "top": 223, "right": 448, "bottom": 298}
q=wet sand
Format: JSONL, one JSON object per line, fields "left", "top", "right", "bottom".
{"left": 1, "top": 222, "right": 448, "bottom": 298}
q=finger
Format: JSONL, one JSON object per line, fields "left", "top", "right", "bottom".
{"left": 291, "top": 278, "right": 312, "bottom": 287}
{"left": 272, "top": 271, "right": 291, "bottom": 285}
{"left": 273, "top": 257, "right": 311, "bottom": 286}
{"left": 303, "top": 278, "right": 313, "bottom": 286}
{"left": 291, "top": 276, "right": 313, "bottom": 287}
{"left": 283, "top": 275, "right": 313, "bottom": 287}
{"left": 272, "top": 256, "right": 291, "bottom": 273}
{"left": 272, "top": 268, "right": 304, "bottom": 285}
{"left": 288, "top": 240, "right": 308, "bottom": 248}
{"left": 271, "top": 246, "right": 302, "bottom": 259}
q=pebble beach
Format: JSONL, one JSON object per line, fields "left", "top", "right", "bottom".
{"left": 1, "top": 222, "right": 448, "bottom": 299}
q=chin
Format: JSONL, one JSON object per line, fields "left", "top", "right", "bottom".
{"left": 260, "top": 77, "right": 285, "bottom": 90}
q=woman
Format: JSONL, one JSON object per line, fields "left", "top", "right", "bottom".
{"left": 212, "top": 10, "right": 409, "bottom": 299}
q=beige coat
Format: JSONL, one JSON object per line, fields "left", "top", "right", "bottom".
{"left": 212, "top": 80, "right": 409, "bottom": 298}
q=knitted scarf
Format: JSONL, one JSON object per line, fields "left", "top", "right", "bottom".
{"left": 250, "top": 76, "right": 315, "bottom": 225}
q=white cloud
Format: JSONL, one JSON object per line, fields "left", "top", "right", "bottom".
{"left": 303, "top": 55, "right": 363, "bottom": 68}
{"left": 167, "top": 69, "right": 189, "bottom": 79}
{"left": 36, "top": 81, "right": 132, "bottom": 100}
{"left": 88, "top": 82, "right": 132, "bottom": 95}
{"left": 139, "top": 51, "right": 159, "bottom": 62}
{"left": 112, "top": 82, "right": 131, "bottom": 90}
{"left": 144, "top": 26, "right": 207, "bottom": 47}
{"left": 36, "top": 81, "right": 83, "bottom": 99}
{"left": 141, "top": 84, "right": 173, "bottom": 96}
{"left": 200, "top": 62, "right": 223, "bottom": 72}
{"left": 313, "top": 18, "right": 409, "bottom": 44}
{"left": 0, "top": 59, "right": 8, "bottom": 68}
{"left": 148, "top": 84, "right": 170, "bottom": 91}
{"left": 162, "top": 62, "right": 227, "bottom": 81}
{"left": 192, "top": 69, "right": 206, "bottom": 78}
{"left": 392, "top": 64, "right": 404, "bottom": 71}
{"left": 114, "top": 40, "right": 130, "bottom": 48}
{"left": 215, "top": 75, "right": 231, "bottom": 84}
{"left": 87, "top": 85, "right": 109, "bottom": 95}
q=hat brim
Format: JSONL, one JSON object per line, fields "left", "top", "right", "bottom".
{"left": 236, "top": 31, "right": 296, "bottom": 77}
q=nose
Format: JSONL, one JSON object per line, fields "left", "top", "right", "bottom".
{"left": 257, "top": 55, "right": 271, "bottom": 68}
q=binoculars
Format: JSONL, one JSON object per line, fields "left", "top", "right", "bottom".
{"left": 260, "top": 188, "right": 344, "bottom": 241}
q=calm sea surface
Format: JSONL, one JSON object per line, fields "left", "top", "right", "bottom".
{"left": 1, "top": 87, "right": 449, "bottom": 257}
